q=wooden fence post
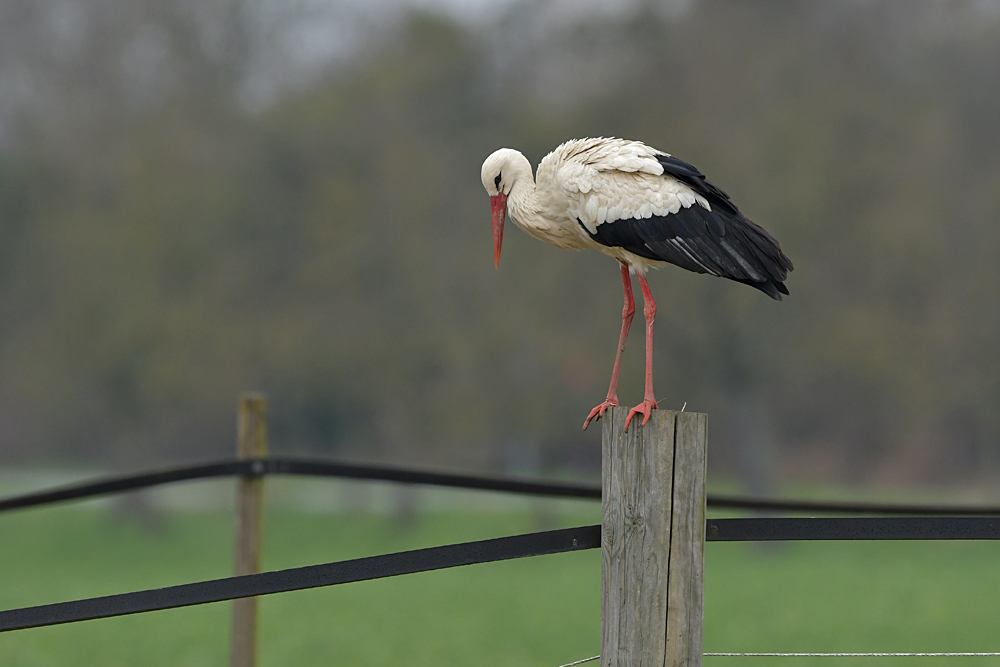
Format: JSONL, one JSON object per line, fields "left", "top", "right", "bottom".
{"left": 230, "top": 393, "right": 268, "bottom": 667}
{"left": 601, "top": 407, "right": 707, "bottom": 667}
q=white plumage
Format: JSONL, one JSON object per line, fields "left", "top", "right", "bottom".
{"left": 481, "top": 138, "right": 792, "bottom": 430}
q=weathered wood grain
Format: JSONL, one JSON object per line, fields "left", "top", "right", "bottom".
{"left": 601, "top": 407, "right": 707, "bottom": 667}
{"left": 665, "top": 411, "right": 707, "bottom": 667}
{"left": 230, "top": 393, "right": 268, "bottom": 667}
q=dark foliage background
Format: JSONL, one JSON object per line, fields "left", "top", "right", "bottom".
{"left": 1, "top": 0, "right": 999, "bottom": 491}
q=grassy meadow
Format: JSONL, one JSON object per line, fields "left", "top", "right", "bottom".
{"left": 1, "top": 483, "right": 999, "bottom": 666}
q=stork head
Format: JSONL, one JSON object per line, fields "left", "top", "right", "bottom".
{"left": 481, "top": 148, "right": 531, "bottom": 268}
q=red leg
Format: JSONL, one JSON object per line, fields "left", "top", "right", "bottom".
{"left": 625, "top": 271, "right": 658, "bottom": 430}
{"left": 583, "top": 264, "right": 635, "bottom": 430}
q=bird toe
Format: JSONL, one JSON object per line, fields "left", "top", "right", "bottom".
{"left": 624, "top": 399, "right": 658, "bottom": 431}
{"left": 583, "top": 399, "right": 618, "bottom": 430}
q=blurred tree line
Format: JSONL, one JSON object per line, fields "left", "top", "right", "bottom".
{"left": 1, "top": 0, "right": 999, "bottom": 487}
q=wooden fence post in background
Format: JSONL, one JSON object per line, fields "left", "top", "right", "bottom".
{"left": 230, "top": 393, "right": 268, "bottom": 667}
{"left": 601, "top": 407, "right": 707, "bottom": 667}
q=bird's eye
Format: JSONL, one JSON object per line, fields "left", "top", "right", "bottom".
{"left": 494, "top": 173, "right": 502, "bottom": 192}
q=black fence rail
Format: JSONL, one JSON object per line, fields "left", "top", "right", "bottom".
{"left": 0, "top": 457, "right": 598, "bottom": 513}
{"left": 4, "top": 455, "right": 1000, "bottom": 516}
{"left": 3, "top": 453, "right": 1000, "bottom": 640}
{"left": 706, "top": 516, "right": 1000, "bottom": 541}
{"left": 0, "top": 525, "right": 602, "bottom": 633}
{"left": 4, "top": 515, "right": 1000, "bottom": 634}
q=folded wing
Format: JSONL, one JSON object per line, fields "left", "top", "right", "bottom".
{"left": 561, "top": 146, "right": 793, "bottom": 300}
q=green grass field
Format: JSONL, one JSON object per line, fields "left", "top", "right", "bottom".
{"left": 2, "top": 497, "right": 1000, "bottom": 666}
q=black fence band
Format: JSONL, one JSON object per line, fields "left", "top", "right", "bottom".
{"left": 4, "top": 456, "right": 1000, "bottom": 517}
{"left": 0, "top": 525, "right": 602, "bottom": 633}
{"left": 0, "top": 461, "right": 245, "bottom": 513}
{"left": 4, "top": 517, "right": 1000, "bottom": 633}
{"left": 268, "top": 458, "right": 602, "bottom": 500}
{"left": 0, "top": 457, "right": 600, "bottom": 514}
{"left": 707, "top": 517, "right": 1000, "bottom": 541}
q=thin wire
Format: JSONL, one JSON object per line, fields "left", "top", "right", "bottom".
{"left": 705, "top": 653, "right": 1000, "bottom": 657}
{"left": 557, "top": 656, "right": 599, "bottom": 667}
{"left": 558, "top": 651, "right": 1000, "bottom": 663}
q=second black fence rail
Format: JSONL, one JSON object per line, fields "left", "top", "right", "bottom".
{"left": 2, "top": 454, "right": 1000, "bottom": 636}
{"left": 3, "top": 514, "right": 1000, "bottom": 634}
{"left": 4, "top": 455, "right": 1000, "bottom": 516}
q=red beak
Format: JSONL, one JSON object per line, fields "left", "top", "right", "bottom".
{"left": 490, "top": 193, "right": 507, "bottom": 268}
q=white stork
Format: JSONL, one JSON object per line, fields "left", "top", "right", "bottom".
{"left": 480, "top": 138, "right": 793, "bottom": 431}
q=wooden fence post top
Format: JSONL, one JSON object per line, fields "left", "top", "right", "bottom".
{"left": 601, "top": 405, "right": 707, "bottom": 667}
{"left": 239, "top": 392, "right": 266, "bottom": 408}
{"left": 232, "top": 392, "right": 268, "bottom": 667}
{"left": 237, "top": 393, "right": 268, "bottom": 459}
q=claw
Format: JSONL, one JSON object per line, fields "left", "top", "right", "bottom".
{"left": 583, "top": 398, "right": 618, "bottom": 430}
{"left": 624, "top": 399, "right": 658, "bottom": 431}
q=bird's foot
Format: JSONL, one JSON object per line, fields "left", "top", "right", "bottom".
{"left": 625, "top": 398, "right": 658, "bottom": 431}
{"left": 583, "top": 398, "right": 619, "bottom": 431}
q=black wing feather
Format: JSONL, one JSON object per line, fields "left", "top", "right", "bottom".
{"left": 580, "top": 154, "right": 793, "bottom": 300}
